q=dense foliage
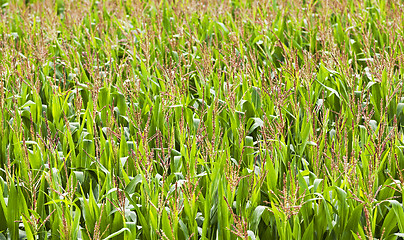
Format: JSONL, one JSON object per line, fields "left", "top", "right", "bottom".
{"left": 0, "top": 0, "right": 404, "bottom": 239}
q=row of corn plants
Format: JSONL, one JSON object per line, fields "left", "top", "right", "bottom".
{"left": 1, "top": 0, "right": 404, "bottom": 239}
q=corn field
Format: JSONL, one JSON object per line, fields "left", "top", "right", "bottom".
{"left": 1, "top": 0, "right": 404, "bottom": 239}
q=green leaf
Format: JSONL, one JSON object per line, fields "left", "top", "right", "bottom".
{"left": 250, "top": 206, "right": 267, "bottom": 232}
{"left": 102, "top": 228, "right": 130, "bottom": 240}
{"left": 216, "top": 22, "right": 228, "bottom": 33}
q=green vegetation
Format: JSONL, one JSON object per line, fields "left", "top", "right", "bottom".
{"left": 0, "top": 0, "right": 404, "bottom": 239}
